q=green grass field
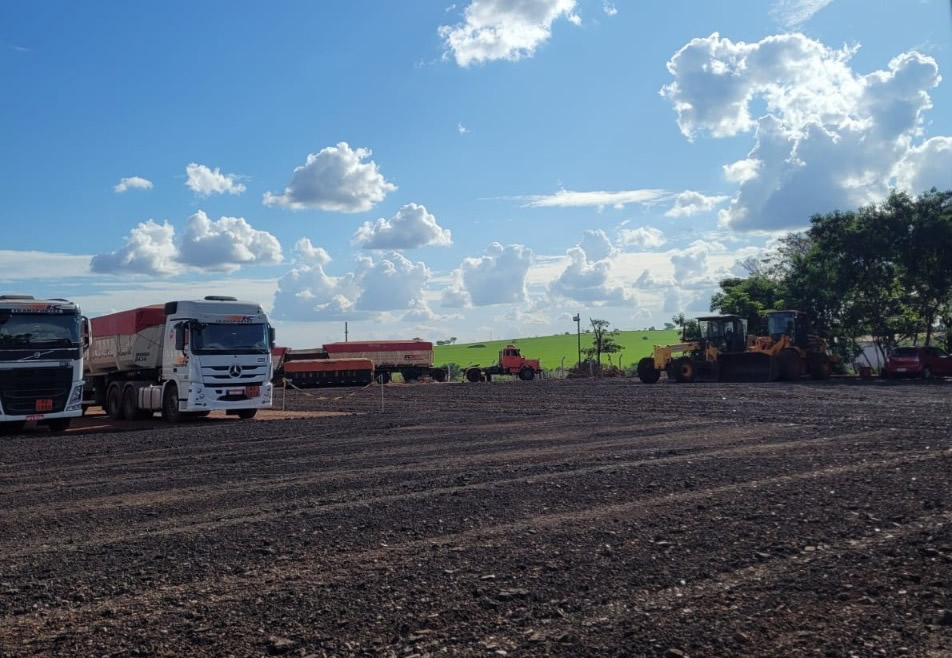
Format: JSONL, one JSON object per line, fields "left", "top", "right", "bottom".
{"left": 433, "top": 330, "right": 680, "bottom": 371}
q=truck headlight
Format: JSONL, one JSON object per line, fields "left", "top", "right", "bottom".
{"left": 66, "top": 385, "right": 84, "bottom": 411}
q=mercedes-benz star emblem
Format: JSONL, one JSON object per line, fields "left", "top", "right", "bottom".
{"left": 229, "top": 364, "right": 242, "bottom": 377}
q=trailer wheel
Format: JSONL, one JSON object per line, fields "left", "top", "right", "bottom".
{"left": 47, "top": 418, "right": 71, "bottom": 432}
{"left": 519, "top": 366, "right": 535, "bottom": 381}
{"left": 106, "top": 385, "right": 125, "bottom": 420}
{"left": 637, "top": 357, "right": 661, "bottom": 384}
{"left": 162, "top": 383, "right": 181, "bottom": 424}
{"left": 375, "top": 371, "right": 391, "bottom": 385}
{"left": 236, "top": 409, "right": 257, "bottom": 420}
{"left": 430, "top": 368, "right": 447, "bottom": 383}
{"left": 673, "top": 357, "right": 697, "bottom": 383}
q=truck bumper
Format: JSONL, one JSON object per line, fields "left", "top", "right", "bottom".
{"left": 0, "top": 382, "right": 85, "bottom": 422}
{"left": 182, "top": 382, "right": 274, "bottom": 412}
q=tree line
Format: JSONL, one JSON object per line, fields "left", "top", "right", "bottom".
{"left": 710, "top": 188, "right": 952, "bottom": 364}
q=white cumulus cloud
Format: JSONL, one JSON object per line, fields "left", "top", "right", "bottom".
{"left": 353, "top": 203, "right": 452, "bottom": 250}
{"left": 661, "top": 32, "right": 951, "bottom": 231}
{"left": 114, "top": 176, "right": 153, "bottom": 193}
{"left": 271, "top": 250, "right": 430, "bottom": 321}
{"left": 177, "top": 211, "right": 282, "bottom": 273}
{"left": 90, "top": 220, "right": 180, "bottom": 277}
{"left": 293, "top": 238, "right": 332, "bottom": 266}
{"left": 441, "top": 242, "right": 532, "bottom": 307}
{"left": 894, "top": 136, "right": 952, "bottom": 194}
{"left": 549, "top": 246, "right": 625, "bottom": 303}
{"left": 602, "top": 1, "right": 617, "bottom": 16}
{"left": 578, "top": 228, "right": 617, "bottom": 261}
{"left": 263, "top": 142, "right": 397, "bottom": 213}
{"left": 617, "top": 226, "right": 667, "bottom": 249}
{"left": 185, "top": 163, "right": 246, "bottom": 197}
{"left": 723, "top": 159, "right": 762, "bottom": 184}
{"left": 665, "top": 191, "right": 730, "bottom": 218}
{"left": 91, "top": 213, "right": 281, "bottom": 277}
{"left": 439, "top": 0, "right": 579, "bottom": 67}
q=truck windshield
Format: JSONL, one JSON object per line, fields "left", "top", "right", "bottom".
{"left": 190, "top": 323, "right": 269, "bottom": 355}
{"left": 0, "top": 311, "right": 80, "bottom": 349}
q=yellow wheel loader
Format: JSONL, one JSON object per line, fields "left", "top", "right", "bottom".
{"left": 731, "top": 310, "right": 836, "bottom": 381}
{"left": 637, "top": 315, "right": 748, "bottom": 383}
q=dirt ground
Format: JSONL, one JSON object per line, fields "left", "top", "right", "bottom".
{"left": 2, "top": 378, "right": 951, "bottom": 657}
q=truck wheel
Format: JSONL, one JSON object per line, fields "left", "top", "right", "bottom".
{"left": 430, "top": 368, "right": 447, "bottom": 383}
{"left": 637, "top": 357, "right": 661, "bottom": 384}
{"left": 236, "top": 409, "right": 257, "bottom": 420}
{"left": 0, "top": 421, "right": 27, "bottom": 435}
{"left": 519, "top": 366, "right": 535, "bottom": 381}
{"left": 47, "top": 418, "right": 71, "bottom": 432}
{"left": 673, "top": 357, "right": 697, "bottom": 383}
{"left": 106, "top": 385, "right": 125, "bottom": 420}
{"left": 162, "top": 384, "right": 181, "bottom": 424}
{"left": 375, "top": 372, "right": 391, "bottom": 385}
{"left": 465, "top": 368, "right": 482, "bottom": 383}
{"left": 121, "top": 386, "right": 138, "bottom": 420}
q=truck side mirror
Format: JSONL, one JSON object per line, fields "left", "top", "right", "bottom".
{"left": 81, "top": 316, "right": 90, "bottom": 348}
{"left": 174, "top": 323, "right": 187, "bottom": 351}
{"left": 268, "top": 326, "right": 276, "bottom": 348}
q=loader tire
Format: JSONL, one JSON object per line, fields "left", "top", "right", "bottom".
{"left": 779, "top": 349, "right": 804, "bottom": 381}
{"left": 637, "top": 357, "right": 661, "bottom": 384}
{"left": 808, "top": 354, "right": 832, "bottom": 380}
{"left": 672, "top": 357, "right": 697, "bottom": 383}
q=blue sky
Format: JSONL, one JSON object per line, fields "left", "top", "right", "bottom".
{"left": 2, "top": 0, "right": 950, "bottom": 347}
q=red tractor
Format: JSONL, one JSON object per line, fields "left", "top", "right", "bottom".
{"left": 464, "top": 345, "right": 542, "bottom": 382}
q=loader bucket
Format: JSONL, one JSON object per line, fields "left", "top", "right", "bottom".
{"left": 717, "top": 352, "right": 781, "bottom": 382}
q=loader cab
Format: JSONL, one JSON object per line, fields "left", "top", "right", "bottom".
{"left": 767, "top": 311, "right": 809, "bottom": 348}
{"left": 693, "top": 315, "right": 747, "bottom": 354}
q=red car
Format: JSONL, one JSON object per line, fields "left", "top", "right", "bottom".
{"left": 883, "top": 346, "right": 952, "bottom": 379}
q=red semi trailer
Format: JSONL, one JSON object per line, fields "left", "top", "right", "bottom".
{"left": 322, "top": 340, "right": 446, "bottom": 383}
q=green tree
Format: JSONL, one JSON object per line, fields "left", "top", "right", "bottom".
{"left": 710, "top": 275, "right": 786, "bottom": 335}
{"left": 583, "top": 318, "right": 623, "bottom": 369}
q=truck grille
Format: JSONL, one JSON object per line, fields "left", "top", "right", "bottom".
{"left": 202, "top": 364, "right": 268, "bottom": 386}
{"left": 0, "top": 366, "right": 73, "bottom": 415}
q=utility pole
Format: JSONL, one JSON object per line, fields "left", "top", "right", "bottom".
{"left": 572, "top": 313, "right": 581, "bottom": 368}
{"left": 345, "top": 321, "right": 349, "bottom": 342}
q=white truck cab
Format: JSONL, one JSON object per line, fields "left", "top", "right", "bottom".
{"left": 85, "top": 296, "right": 274, "bottom": 423}
{"left": 0, "top": 295, "right": 87, "bottom": 433}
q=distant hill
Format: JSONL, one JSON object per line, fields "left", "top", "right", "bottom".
{"left": 433, "top": 330, "right": 680, "bottom": 371}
